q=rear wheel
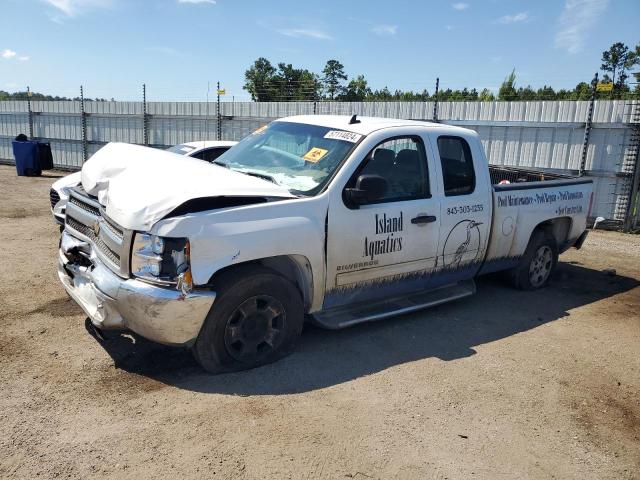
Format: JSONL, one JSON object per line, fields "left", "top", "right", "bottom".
{"left": 509, "top": 230, "right": 558, "bottom": 290}
{"left": 192, "top": 265, "right": 304, "bottom": 373}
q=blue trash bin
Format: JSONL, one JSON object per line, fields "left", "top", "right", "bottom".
{"left": 12, "top": 139, "right": 41, "bottom": 176}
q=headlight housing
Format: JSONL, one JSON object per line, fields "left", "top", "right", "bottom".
{"left": 61, "top": 185, "right": 75, "bottom": 197}
{"left": 131, "top": 233, "right": 191, "bottom": 288}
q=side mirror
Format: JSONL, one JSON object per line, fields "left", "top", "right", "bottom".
{"left": 344, "top": 174, "right": 388, "bottom": 207}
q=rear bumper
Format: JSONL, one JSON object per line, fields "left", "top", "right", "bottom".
{"left": 58, "top": 232, "right": 216, "bottom": 346}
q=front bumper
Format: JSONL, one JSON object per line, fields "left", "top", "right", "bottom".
{"left": 50, "top": 191, "right": 66, "bottom": 226}
{"left": 58, "top": 232, "right": 216, "bottom": 346}
{"left": 52, "top": 213, "right": 65, "bottom": 226}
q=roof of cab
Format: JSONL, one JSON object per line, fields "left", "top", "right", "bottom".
{"left": 278, "top": 115, "right": 473, "bottom": 136}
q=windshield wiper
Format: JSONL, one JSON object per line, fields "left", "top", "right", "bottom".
{"left": 218, "top": 164, "right": 280, "bottom": 185}
{"left": 241, "top": 170, "right": 278, "bottom": 185}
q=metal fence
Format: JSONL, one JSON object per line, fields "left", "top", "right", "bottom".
{"left": 0, "top": 99, "right": 638, "bottom": 229}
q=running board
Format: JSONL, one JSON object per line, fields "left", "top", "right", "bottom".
{"left": 312, "top": 279, "right": 476, "bottom": 329}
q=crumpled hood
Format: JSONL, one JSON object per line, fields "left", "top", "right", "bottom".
{"left": 81, "top": 142, "right": 295, "bottom": 231}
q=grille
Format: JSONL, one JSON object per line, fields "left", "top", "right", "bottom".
{"left": 102, "top": 214, "right": 124, "bottom": 239}
{"left": 66, "top": 217, "right": 121, "bottom": 264}
{"left": 64, "top": 190, "right": 129, "bottom": 275}
{"left": 49, "top": 189, "right": 60, "bottom": 210}
{"left": 69, "top": 194, "right": 100, "bottom": 216}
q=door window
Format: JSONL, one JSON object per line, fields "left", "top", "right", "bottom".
{"left": 349, "top": 136, "right": 430, "bottom": 204}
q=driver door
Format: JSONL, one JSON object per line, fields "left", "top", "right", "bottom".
{"left": 323, "top": 135, "right": 441, "bottom": 309}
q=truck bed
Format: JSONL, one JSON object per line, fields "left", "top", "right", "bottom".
{"left": 481, "top": 164, "right": 593, "bottom": 275}
{"left": 489, "top": 165, "right": 571, "bottom": 185}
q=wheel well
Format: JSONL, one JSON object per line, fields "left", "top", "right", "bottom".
{"left": 532, "top": 217, "right": 572, "bottom": 251}
{"left": 207, "top": 255, "right": 314, "bottom": 312}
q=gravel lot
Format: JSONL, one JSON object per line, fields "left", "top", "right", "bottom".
{"left": 0, "top": 165, "right": 638, "bottom": 479}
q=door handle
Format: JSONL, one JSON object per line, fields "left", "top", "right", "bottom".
{"left": 411, "top": 214, "right": 437, "bottom": 225}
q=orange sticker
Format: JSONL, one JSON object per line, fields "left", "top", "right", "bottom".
{"left": 302, "top": 147, "right": 328, "bottom": 163}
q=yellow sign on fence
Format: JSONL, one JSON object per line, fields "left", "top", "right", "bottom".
{"left": 596, "top": 82, "right": 613, "bottom": 92}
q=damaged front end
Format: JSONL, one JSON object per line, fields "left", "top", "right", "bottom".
{"left": 58, "top": 187, "right": 216, "bottom": 346}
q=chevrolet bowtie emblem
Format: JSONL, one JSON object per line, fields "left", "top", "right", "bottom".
{"left": 93, "top": 220, "right": 100, "bottom": 236}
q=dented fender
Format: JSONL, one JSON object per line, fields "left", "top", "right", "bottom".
{"left": 151, "top": 195, "right": 329, "bottom": 312}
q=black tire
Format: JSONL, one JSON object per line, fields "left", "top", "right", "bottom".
{"left": 509, "top": 230, "right": 558, "bottom": 290}
{"left": 192, "top": 265, "right": 304, "bottom": 373}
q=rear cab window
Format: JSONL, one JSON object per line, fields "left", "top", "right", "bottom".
{"left": 437, "top": 136, "right": 475, "bottom": 196}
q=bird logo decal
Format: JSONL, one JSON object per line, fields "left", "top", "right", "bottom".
{"left": 443, "top": 220, "right": 484, "bottom": 268}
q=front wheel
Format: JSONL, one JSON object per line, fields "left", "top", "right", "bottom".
{"left": 509, "top": 230, "right": 558, "bottom": 290}
{"left": 192, "top": 265, "right": 304, "bottom": 373}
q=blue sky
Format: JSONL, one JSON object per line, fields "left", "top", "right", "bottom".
{"left": 0, "top": 0, "right": 638, "bottom": 100}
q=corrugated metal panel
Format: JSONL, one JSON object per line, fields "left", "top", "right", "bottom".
{"left": 0, "top": 99, "right": 635, "bottom": 222}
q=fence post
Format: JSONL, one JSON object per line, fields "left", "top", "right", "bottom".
{"left": 579, "top": 72, "right": 598, "bottom": 176}
{"left": 142, "top": 83, "right": 149, "bottom": 146}
{"left": 27, "top": 86, "right": 34, "bottom": 139}
{"left": 432, "top": 77, "right": 439, "bottom": 122}
{"left": 216, "top": 81, "right": 221, "bottom": 140}
{"left": 80, "top": 85, "right": 88, "bottom": 162}
{"left": 623, "top": 99, "right": 640, "bottom": 231}
{"left": 313, "top": 80, "right": 318, "bottom": 115}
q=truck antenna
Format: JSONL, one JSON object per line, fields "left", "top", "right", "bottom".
{"left": 349, "top": 114, "right": 361, "bottom": 125}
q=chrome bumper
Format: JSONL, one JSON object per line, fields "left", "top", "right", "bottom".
{"left": 57, "top": 232, "right": 216, "bottom": 346}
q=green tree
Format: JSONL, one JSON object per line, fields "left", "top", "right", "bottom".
{"left": 478, "top": 88, "right": 495, "bottom": 101}
{"left": 375, "top": 87, "right": 392, "bottom": 100}
{"left": 516, "top": 86, "right": 536, "bottom": 100}
{"left": 273, "top": 63, "right": 319, "bottom": 101}
{"left": 243, "top": 58, "right": 319, "bottom": 101}
{"left": 243, "top": 57, "right": 277, "bottom": 101}
{"left": 322, "top": 59, "right": 347, "bottom": 100}
{"left": 570, "top": 82, "right": 592, "bottom": 100}
{"left": 498, "top": 69, "right": 518, "bottom": 100}
{"left": 342, "top": 74, "right": 371, "bottom": 101}
{"left": 536, "top": 86, "right": 557, "bottom": 100}
{"left": 600, "top": 42, "right": 637, "bottom": 89}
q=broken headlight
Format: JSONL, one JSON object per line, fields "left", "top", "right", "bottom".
{"left": 131, "top": 233, "right": 191, "bottom": 288}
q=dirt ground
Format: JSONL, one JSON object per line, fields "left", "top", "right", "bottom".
{"left": 0, "top": 165, "right": 638, "bottom": 480}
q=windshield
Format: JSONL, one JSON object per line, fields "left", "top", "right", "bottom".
{"left": 166, "top": 144, "right": 196, "bottom": 155}
{"left": 215, "top": 121, "right": 362, "bottom": 194}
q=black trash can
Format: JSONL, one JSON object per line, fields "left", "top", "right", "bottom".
{"left": 36, "top": 142, "right": 54, "bottom": 170}
{"left": 12, "top": 136, "right": 54, "bottom": 176}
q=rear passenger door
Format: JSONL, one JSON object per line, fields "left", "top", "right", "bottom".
{"left": 324, "top": 134, "right": 441, "bottom": 309}
{"left": 435, "top": 136, "right": 491, "bottom": 274}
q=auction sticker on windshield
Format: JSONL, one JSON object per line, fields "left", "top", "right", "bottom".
{"left": 302, "top": 147, "right": 329, "bottom": 163}
{"left": 324, "top": 130, "right": 363, "bottom": 143}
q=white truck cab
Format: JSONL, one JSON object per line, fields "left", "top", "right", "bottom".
{"left": 57, "top": 115, "right": 593, "bottom": 372}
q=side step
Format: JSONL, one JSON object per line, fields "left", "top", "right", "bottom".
{"left": 312, "top": 279, "right": 476, "bottom": 329}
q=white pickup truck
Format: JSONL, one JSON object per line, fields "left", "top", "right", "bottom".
{"left": 57, "top": 115, "right": 593, "bottom": 372}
